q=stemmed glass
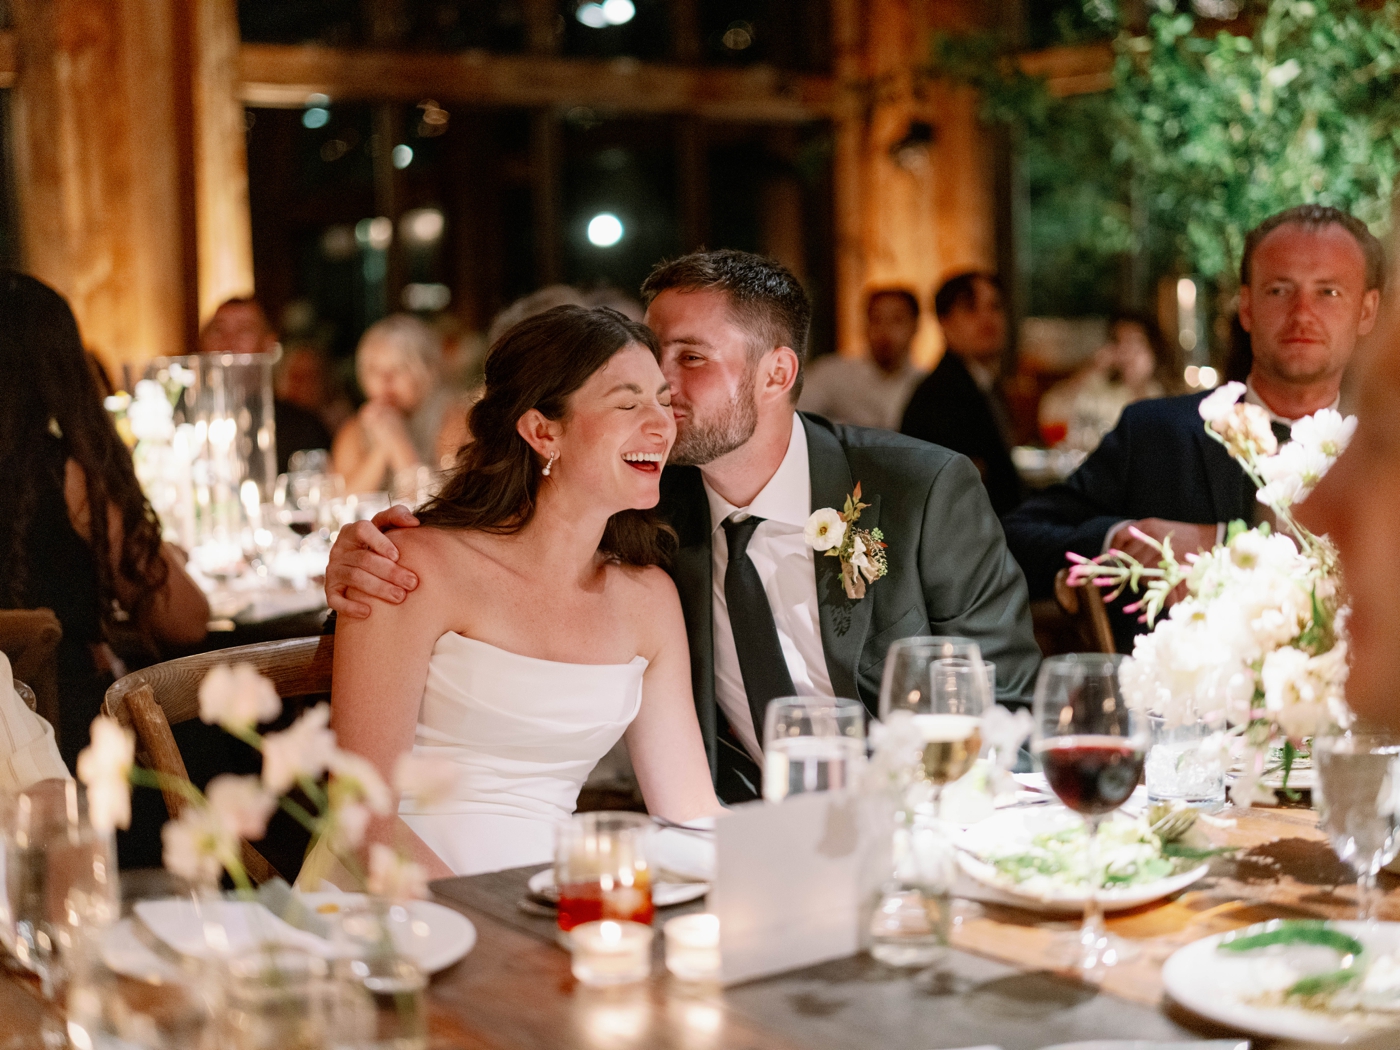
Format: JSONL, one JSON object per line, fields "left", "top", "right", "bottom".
{"left": 879, "top": 637, "right": 991, "bottom": 814}
{"left": 1312, "top": 730, "right": 1400, "bottom": 922}
{"left": 1031, "top": 653, "right": 1146, "bottom": 975}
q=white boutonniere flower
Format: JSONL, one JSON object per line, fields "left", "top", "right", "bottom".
{"left": 804, "top": 482, "right": 888, "bottom": 600}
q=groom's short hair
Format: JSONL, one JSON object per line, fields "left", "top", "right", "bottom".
{"left": 641, "top": 249, "right": 812, "bottom": 401}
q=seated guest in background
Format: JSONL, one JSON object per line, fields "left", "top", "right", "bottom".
{"left": 0, "top": 272, "right": 209, "bottom": 772}
{"left": 333, "top": 314, "right": 455, "bottom": 494}
{"left": 1038, "top": 313, "right": 1175, "bottom": 455}
{"left": 1003, "top": 204, "right": 1383, "bottom": 652}
{"left": 901, "top": 272, "right": 1024, "bottom": 515}
{"left": 275, "top": 340, "right": 352, "bottom": 439}
{"left": 799, "top": 288, "right": 928, "bottom": 430}
{"left": 1297, "top": 320, "right": 1400, "bottom": 733}
{"left": 200, "top": 298, "right": 332, "bottom": 473}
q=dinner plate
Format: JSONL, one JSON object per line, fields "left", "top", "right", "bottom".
{"left": 122, "top": 893, "right": 475, "bottom": 976}
{"left": 955, "top": 806, "right": 1209, "bottom": 914}
{"left": 527, "top": 868, "right": 707, "bottom": 908}
{"left": 1161, "top": 920, "right": 1400, "bottom": 1043}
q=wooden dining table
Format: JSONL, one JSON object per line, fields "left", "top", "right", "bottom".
{"left": 3, "top": 803, "right": 1397, "bottom": 1050}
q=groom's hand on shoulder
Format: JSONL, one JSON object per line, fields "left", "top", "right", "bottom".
{"left": 325, "top": 504, "right": 421, "bottom": 619}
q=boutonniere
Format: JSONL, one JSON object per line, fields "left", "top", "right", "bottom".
{"left": 804, "top": 482, "right": 888, "bottom": 600}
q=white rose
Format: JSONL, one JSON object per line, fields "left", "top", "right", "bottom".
{"left": 261, "top": 705, "right": 336, "bottom": 794}
{"left": 367, "top": 843, "right": 430, "bottom": 901}
{"left": 127, "top": 380, "right": 175, "bottom": 443}
{"left": 328, "top": 750, "right": 393, "bottom": 815}
{"left": 804, "top": 508, "right": 846, "bottom": 552}
{"left": 394, "top": 753, "right": 460, "bottom": 810}
{"left": 205, "top": 774, "right": 276, "bottom": 841}
{"left": 77, "top": 715, "right": 135, "bottom": 833}
{"left": 1290, "top": 409, "right": 1357, "bottom": 459}
{"left": 161, "top": 807, "right": 230, "bottom": 885}
{"left": 199, "top": 664, "right": 282, "bottom": 733}
{"left": 1198, "top": 382, "right": 1247, "bottom": 424}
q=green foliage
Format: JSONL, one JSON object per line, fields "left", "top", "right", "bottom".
{"left": 934, "top": 0, "right": 1400, "bottom": 301}
{"left": 1117, "top": 0, "right": 1400, "bottom": 279}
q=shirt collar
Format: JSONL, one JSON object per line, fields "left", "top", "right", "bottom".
{"left": 705, "top": 413, "right": 811, "bottom": 534}
{"left": 1244, "top": 376, "right": 1340, "bottom": 424}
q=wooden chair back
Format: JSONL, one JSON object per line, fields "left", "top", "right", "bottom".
{"left": 0, "top": 608, "right": 63, "bottom": 735}
{"left": 104, "top": 635, "right": 335, "bottom": 884}
{"left": 1053, "top": 568, "right": 1117, "bottom": 655}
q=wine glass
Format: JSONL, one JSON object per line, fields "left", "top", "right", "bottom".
{"left": 761, "top": 696, "right": 866, "bottom": 802}
{"left": 1312, "top": 730, "right": 1400, "bottom": 922}
{"left": 879, "top": 637, "right": 991, "bottom": 812}
{"left": 1031, "top": 653, "right": 1146, "bottom": 975}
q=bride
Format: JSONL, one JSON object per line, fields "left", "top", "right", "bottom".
{"left": 321, "top": 305, "right": 721, "bottom": 881}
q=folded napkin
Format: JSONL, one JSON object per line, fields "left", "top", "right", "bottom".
{"left": 651, "top": 820, "right": 716, "bottom": 882}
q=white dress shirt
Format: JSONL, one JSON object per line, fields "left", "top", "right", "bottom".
{"left": 0, "top": 652, "right": 68, "bottom": 793}
{"left": 798, "top": 356, "right": 927, "bottom": 431}
{"left": 705, "top": 413, "right": 834, "bottom": 763}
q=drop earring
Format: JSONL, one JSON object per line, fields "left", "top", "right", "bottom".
{"left": 542, "top": 451, "right": 557, "bottom": 476}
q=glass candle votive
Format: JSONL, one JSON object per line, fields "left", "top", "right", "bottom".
{"left": 663, "top": 914, "right": 720, "bottom": 982}
{"left": 569, "top": 920, "right": 653, "bottom": 986}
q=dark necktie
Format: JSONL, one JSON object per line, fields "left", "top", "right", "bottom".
{"left": 722, "top": 515, "right": 796, "bottom": 743}
{"left": 1271, "top": 420, "right": 1292, "bottom": 447}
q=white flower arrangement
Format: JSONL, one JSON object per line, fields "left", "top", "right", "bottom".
{"left": 1068, "top": 383, "right": 1353, "bottom": 799}
{"left": 76, "top": 663, "right": 455, "bottom": 899}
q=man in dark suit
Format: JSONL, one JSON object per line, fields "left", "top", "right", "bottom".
{"left": 1003, "top": 204, "right": 1383, "bottom": 652}
{"left": 325, "top": 251, "right": 1041, "bottom": 803}
{"left": 900, "top": 272, "right": 1024, "bottom": 515}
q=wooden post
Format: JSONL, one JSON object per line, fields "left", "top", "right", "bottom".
{"left": 10, "top": 0, "right": 253, "bottom": 368}
{"left": 830, "top": 0, "right": 866, "bottom": 361}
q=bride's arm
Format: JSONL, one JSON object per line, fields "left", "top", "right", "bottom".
{"left": 623, "top": 570, "right": 724, "bottom": 822}
{"left": 331, "top": 531, "right": 455, "bottom": 881}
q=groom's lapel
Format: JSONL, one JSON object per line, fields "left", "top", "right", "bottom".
{"left": 660, "top": 466, "right": 719, "bottom": 775}
{"left": 803, "top": 415, "right": 877, "bottom": 704}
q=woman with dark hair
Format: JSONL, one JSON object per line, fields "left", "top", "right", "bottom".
{"left": 315, "top": 305, "right": 720, "bottom": 882}
{"left": 1037, "top": 312, "right": 1179, "bottom": 454}
{"left": 0, "top": 273, "right": 209, "bottom": 769}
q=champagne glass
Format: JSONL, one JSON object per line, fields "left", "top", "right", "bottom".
{"left": 1312, "top": 730, "right": 1400, "bottom": 922}
{"left": 879, "top": 637, "right": 991, "bottom": 811}
{"left": 762, "top": 696, "right": 866, "bottom": 802}
{"left": 1031, "top": 653, "right": 1146, "bottom": 975}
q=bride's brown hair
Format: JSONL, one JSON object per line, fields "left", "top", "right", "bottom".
{"left": 417, "top": 305, "right": 677, "bottom": 567}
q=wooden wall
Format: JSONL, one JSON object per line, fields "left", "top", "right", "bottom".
{"left": 0, "top": 0, "right": 1085, "bottom": 373}
{"left": 9, "top": 0, "right": 253, "bottom": 368}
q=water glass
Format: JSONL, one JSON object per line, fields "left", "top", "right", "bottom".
{"left": 224, "top": 947, "right": 331, "bottom": 1050}
{"left": 4, "top": 779, "right": 119, "bottom": 999}
{"left": 555, "top": 812, "right": 654, "bottom": 933}
{"left": 1313, "top": 731, "right": 1400, "bottom": 922}
{"left": 330, "top": 902, "right": 427, "bottom": 1050}
{"left": 1145, "top": 713, "right": 1225, "bottom": 808}
{"left": 761, "top": 696, "right": 866, "bottom": 802}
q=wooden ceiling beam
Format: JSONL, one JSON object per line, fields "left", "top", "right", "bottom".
{"left": 238, "top": 43, "right": 839, "bottom": 122}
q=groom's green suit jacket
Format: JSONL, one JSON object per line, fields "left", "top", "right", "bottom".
{"left": 658, "top": 413, "right": 1042, "bottom": 802}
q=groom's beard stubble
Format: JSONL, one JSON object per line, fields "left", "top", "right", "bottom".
{"left": 669, "top": 374, "right": 760, "bottom": 468}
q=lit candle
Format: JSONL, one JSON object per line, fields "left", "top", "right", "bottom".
{"left": 663, "top": 914, "right": 720, "bottom": 982}
{"left": 569, "top": 920, "right": 652, "bottom": 987}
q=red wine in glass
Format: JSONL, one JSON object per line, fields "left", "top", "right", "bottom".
{"left": 1036, "top": 736, "right": 1145, "bottom": 816}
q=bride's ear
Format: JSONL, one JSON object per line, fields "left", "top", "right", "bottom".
{"left": 516, "top": 408, "right": 561, "bottom": 461}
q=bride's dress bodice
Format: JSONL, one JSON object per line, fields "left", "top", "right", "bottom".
{"left": 399, "top": 633, "right": 647, "bottom": 876}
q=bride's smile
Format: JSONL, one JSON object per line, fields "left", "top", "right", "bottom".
{"left": 528, "top": 343, "right": 676, "bottom": 514}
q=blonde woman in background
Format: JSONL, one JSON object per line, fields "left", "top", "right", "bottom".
{"left": 333, "top": 314, "right": 463, "bottom": 494}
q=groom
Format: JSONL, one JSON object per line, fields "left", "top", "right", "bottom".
{"left": 325, "top": 250, "right": 1041, "bottom": 803}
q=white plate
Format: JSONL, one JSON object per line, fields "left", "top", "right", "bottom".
{"left": 1039, "top": 1043, "right": 1249, "bottom": 1050}
{"left": 527, "top": 869, "right": 708, "bottom": 908}
{"left": 127, "top": 894, "right": 475, "bottom": 975}
{"left": 956, "top": 807, "right": 1209, "bottom": 914}
{"left": 1162, "top": 920, "right": 1400, "bottom": 1044}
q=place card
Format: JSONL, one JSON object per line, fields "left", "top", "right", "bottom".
{"left": 709, "top": 790, "right": 891, "bottom": 985}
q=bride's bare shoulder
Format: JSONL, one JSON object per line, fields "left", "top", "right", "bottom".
{"left": 389, "top": 526, "right": 491, "bottom": 580}
{"left": 608, "top": 562, "right": 681, "bottom": 618}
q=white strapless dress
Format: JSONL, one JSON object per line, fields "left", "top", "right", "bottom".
{"left": 302, "top": 633, "right": 647, "bottom": 886}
